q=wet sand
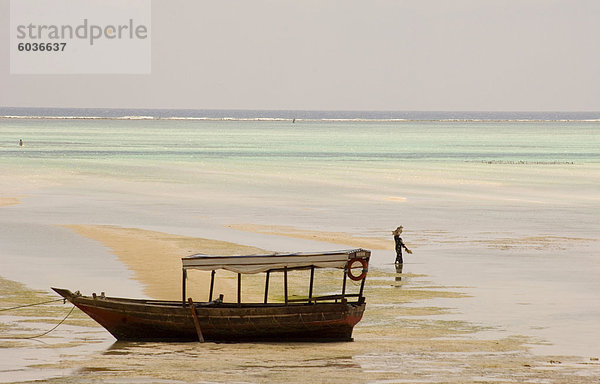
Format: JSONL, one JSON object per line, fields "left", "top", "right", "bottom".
{"left": 228, "top": 223, "right": 596, "bottom": 253}
{"left": 2, "top": 225, "right": 600, "bottom": 383}
{"left": 228, "top": 224, "right": 392, "bottom": 250}
{"left": 0, "top": 197, "right": 20, "bottom": 207}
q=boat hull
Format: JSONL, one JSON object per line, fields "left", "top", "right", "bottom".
{"left": 52, "top": 288, "right": 365, "bottom": 342}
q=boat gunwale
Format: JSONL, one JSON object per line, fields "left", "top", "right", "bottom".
{"left": 53, "top": 288, "right": 365, "bottom": 309}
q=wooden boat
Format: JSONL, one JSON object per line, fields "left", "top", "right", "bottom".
{"left": 52, "top": 249, "right": 371, "bottom": 342}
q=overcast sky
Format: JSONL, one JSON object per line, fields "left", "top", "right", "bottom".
{"left": 1, "top": 0, "right": 599, "bottom": 111}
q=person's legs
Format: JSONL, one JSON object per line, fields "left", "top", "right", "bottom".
{"left": 395, "top": 252, "right": 403, "bottom": 264}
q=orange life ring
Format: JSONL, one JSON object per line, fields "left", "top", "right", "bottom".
{"left": 347, "top": 258, "right": 368, "bottom": 281}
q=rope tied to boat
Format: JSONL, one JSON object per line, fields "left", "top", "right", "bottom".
{"left": 1, "top": 306, "right": 76, "bottom": 340}
{"left": 0, "top": 298, "right": 65, "bottom": 312}
{"left": 0, "top": 297, "right": 75, "bottom": 340}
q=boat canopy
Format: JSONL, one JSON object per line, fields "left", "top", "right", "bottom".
{"left": 182, "top": 249, "right": 370, "bottom": 274}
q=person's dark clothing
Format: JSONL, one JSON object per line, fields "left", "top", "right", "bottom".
{"left": 394, "top": 235, "right": 405, "bottom": 264}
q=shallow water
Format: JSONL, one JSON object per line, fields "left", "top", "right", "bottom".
{"left": 1, "top": 117, "right": 599, "bottom": 381}
{"left": 2, "top": 271, "right": 598, "bottom": 384}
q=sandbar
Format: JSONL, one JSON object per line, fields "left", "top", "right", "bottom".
{"left": 63, "top": 225, "right": 266, "bottom": 301}
{"left": 0, "top": 196, "right": 21, "bottom": 207}
{"left": 228, "top": 223, "right": 392, "bottom": 250}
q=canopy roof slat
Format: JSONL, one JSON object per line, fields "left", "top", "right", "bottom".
{"left": 182, "top": 249, "right": 370, "bottom": 274}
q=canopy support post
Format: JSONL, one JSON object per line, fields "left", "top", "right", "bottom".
{"left": 237, "top": 273, "right": 242, "bottom": 306}
{"left": 209, "top": 270, "right": 215, "bottom": 302}
{"left": 182, "top": 268, "right": 187, "bottom": 306}
{"left": 308, "top": 266, "right": 315, "bottom": 303}
{"left": 359, "top": 273, "right": 366, "bottom": 300}
{"left": 284, "top": 266, "right": 288, "bottom": 305}
{"left": 264, "top": 270, "right": 270, "bottom": 304}
{"left": 341, "top": 268, "right": 347, "bottom": 302}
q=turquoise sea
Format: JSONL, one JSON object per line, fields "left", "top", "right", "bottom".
{"left": 1, "top": 109, "right": 599, "bottom": 382}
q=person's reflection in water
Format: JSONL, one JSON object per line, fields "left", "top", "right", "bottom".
{"left": 395, "top": 263, "right": 403, "bottom": 283}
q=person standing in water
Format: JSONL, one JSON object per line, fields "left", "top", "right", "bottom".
{"left": 393, "top": 226, "right": 412, "bottom": 264}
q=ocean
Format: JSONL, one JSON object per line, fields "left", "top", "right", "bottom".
{"left": 1, "top": 109, "right": 599, "bottom": 383}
